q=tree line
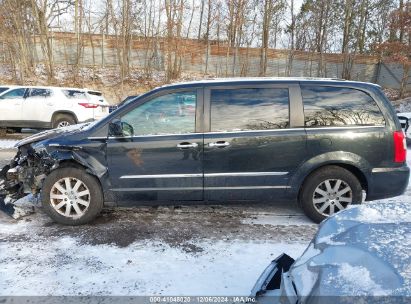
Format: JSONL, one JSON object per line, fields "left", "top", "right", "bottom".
{"left": 0, "top": 0, "right": 409, "bottom": 96}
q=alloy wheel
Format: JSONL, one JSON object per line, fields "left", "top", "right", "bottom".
{"left": 312, "top": 179, "right": 352, "bottom": 216}
{"left": 50, "top": 177, "right": 91, "bottom": 218}
{"left": 57, "top": 121, "right": 71, "bottom": 128}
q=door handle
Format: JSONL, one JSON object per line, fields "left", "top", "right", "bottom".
{"left": 177, "top": 142, "right": 198, "bottom": 149}
{"left": 208, "top": 141, "right": 230, "bottom": 148}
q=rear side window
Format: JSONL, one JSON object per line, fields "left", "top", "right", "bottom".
{"left": 210, "top": 88, "right": 289, "bottom": 131}
{"left": 302, "top": 86, "right": 385, "bottom": 127}
{"left": 28, "top": 88, "right": 52, "bottom": 97}
{"left": 62, "top": 90, "right": 87, "bottom": 99}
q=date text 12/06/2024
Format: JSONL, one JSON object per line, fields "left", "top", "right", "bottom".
{"left": 149, "top": 296, "right": 256, "bottom": 303}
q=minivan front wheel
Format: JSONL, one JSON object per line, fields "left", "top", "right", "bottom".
{"left": 41, "top": 167, "right": 103, "bottom": 225}
{"left": 300, "top": 166, "right": 362, "bottom": 223}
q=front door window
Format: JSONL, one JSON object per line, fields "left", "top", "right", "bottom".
{"left": 121, "top": 91, "right": 197, "bottom": 136}
{"left": 106, "top": 89, "right": 202, "bottom": 203}
{"left": 0, "top": 88, "right": 26, "bottom": 99}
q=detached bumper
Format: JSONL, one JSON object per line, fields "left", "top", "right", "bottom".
{"left": 367, "top": 166, "right": 410, "bottom": 200}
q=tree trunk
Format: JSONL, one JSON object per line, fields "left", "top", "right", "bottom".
{"left": 259, "top": 0, "right": 270, "bottom": 76}
{"left": 400, "top": 64, "right": 409, "bottom": 99}
{"left": 198, "top": 0, "right": 205, "bottom": 40}
{"left": 286, "top": 0, "right": 295, "bottom": 77}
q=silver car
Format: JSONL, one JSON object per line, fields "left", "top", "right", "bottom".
{"left": 252, "top": 202, "right": 411, "bottom": 303}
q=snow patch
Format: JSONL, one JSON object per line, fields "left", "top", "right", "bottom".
{"left": 354, "top": 203, "right": 411, "bottom": 224}
{"left": 336, "top": 263, "right": 390, "bottom": 296}
{"left": 0, "top": 139, "right": 18, "bottom": 149}
{"left": 316, "top": 233, "right": 345, "bottom": 246}
{"left": 0, "top": 217, "right": 31, "bottom": 234}
{"left": 0, "top": 238, "right": 306, "bottom": 296}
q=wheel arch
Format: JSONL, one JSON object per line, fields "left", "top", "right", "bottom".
{"left": 289, "top": 152, "right": 371, "bottom": 203}
{"left": 51, "top": 111, "right": 78, "bottom": 124}
{"left": 44, "top": 150, "right": 112, "bottom": 202}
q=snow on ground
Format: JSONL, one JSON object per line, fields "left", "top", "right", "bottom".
{"left": 0, "top": 235, "right": 305, "bottom": 296}
{"left": 0, "top": 139, "right": 18, "bottom": 149}
{"left": 0, "top": 202, "right": 315, "bottom": 296}
{"left": 0, "top": 207, "right": 310, "bottom": 296}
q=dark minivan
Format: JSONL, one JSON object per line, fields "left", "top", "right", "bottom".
{"left": 0, "top": 78, "right": 408, "bottom": 225}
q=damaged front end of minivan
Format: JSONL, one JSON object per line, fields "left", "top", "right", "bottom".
{"left": 0, "top": 125, "right": 108, "bottom": 219}
{"left": 0, "top": 143, "right": 57, "bottom": 218}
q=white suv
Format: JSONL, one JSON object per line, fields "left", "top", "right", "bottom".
{"left": 0, "top": 86, "right": 109, "bottom": 130}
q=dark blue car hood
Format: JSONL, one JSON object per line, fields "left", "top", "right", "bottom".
{"left": 15, "top": 123, "right": 95, "bottom": 148}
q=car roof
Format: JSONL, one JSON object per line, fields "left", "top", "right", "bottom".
{"left": 0, "top": 85, "right": 19, "bottom": 89}
{"left": 157, "top": 77, "right": 381, "bottom": 90}
{"left": 0, "top": 85, "right": 102, "bottom": 93}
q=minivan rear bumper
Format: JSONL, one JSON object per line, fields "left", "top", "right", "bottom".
{"left": 366, "top": 166, "right": 410, "bottom": 201}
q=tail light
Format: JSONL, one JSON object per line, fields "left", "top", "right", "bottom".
{"left": 393, "top": 131, "right": 407, "bottom": 163}
{"left": 78, "top": 102, "right": 98, "bottom": 109}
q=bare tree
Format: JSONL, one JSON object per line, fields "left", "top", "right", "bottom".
{"left": 286, "top": 0, "right": 296, "bottom": 76}
{"left": 259, "top": 0, "right": 285, "bottom": 76}
{"left": 0, "top": 0, "right": 34, "bottom": 81}
{"left": 341, "top": 0, "right": 355, "bottom": 79}
{"left": 164, "top": 0, "right": 186, "bottom": 80}
{"left": 377, "top": 1, "right": 411, "bottom": 98}
{"left": 198, "top": 0, "right": 205, "bottom": 40}
{"left": 204, "top": 0, "right": 213, "bottom": 75}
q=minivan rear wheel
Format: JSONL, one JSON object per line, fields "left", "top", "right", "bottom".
{"left": 41, "top": 167, "right": 103, "bottom": 225}
{"left": 300, "top": 166, "right": 362, "bottom": 223}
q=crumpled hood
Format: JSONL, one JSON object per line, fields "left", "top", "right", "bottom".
{"left": 15, "top": 123, "right": 91, "bottom": 148}
{"left": 288, "top": 202, "right": 411, "bottom": 299}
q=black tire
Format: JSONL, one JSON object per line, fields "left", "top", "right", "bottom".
{"left": 41, "top": 167, "right": 103, "bottom": 225}
{"left": 299, "top": 166, "right": 362, "bottom": 223}
{"left": 52, "top": 114, "right": 76, "bottom": 129}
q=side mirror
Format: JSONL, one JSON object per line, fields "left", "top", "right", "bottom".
{"left": 109, "top": 120, "right": 134, "bottom": 137}
{"left": 121, "top": 121, "right": 134, "bottom": 137}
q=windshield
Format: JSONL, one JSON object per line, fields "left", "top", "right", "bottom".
{"left": 0, "top": 87, "right": 9, "bottom": 94}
